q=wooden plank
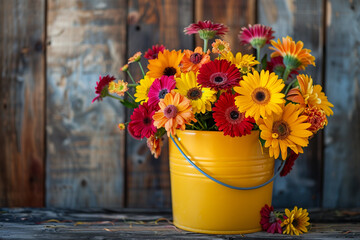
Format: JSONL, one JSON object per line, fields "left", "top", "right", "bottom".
{"left": 0, "top": 0, "right": 45, "bottom": 207}
{"left": 195, "top": 0, "right": 256, "bottom": 54}
{"left": 323, "top": 0, "right": 360, "bottom": 208}
{"left": 46, "top": 0, "right": 127, "bottom": 208}
{"left": 126, "top": 0, "right": 193, "bottom": 208}
{"left": 258, "top": 0, "right": 324, "bottom": 208}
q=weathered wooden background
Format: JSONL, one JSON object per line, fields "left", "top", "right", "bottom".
{"left": 0, "top": 0, "right": 359, "bottom": 209}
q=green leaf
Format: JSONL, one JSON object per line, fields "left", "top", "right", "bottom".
{"left": 119, "top": 99, "right": 138, "bottom": 108}
{"left": 261, "top": 54, "right": 268, "bottom": 71}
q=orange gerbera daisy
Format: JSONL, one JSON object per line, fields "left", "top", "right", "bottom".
{"left": 128, "top": 51, "right": 142, "bottom": 63}
{"left": 153, "top": 90, "right": 197, "bottom": 137}
{"left": 269, "top": 36, "right": 315, "bottom": 70}
{"left": 147, "top": 50, "right": 184, "bottom": 79}
{"left": 180, "top": 47, "right": 210, "bottom": 73}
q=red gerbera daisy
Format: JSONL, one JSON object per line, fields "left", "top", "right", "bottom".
{"left": 144, "top": 45, "right": 166, "bottom": 60}
{"left": 239, "top": 24, "right": 274, "bottom": 48}
{"left": 147, "top": 75, "right": 176, "bottom": 106}
{"left": 267, "top": 56, "right": 298, "bottom": 80}
{"left": 128, "top": 102, "right": 157, "bottom": 139}
{"left": 92, "top": 75, "right": 116, "bottom": 103}
{"left": 260, "top": 204, "right": 283, "bottom": 234}
{"left": 197, "top": 59, "right": 241, "bottom": 91}
{"left": 280, "top": 150, "right": 299, "bottom": 177}
{"left": 184, "top": 20, "right": 228, "bottom": 40}
{"left": 212, "top": 92, "right": 255, "bottom": 137}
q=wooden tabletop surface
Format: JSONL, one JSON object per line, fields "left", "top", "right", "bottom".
{"left": 1, "top": 208, "right": 360, "bottom": 239}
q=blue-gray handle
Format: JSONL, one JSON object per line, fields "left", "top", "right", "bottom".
{"left": 170, "top": 134, "right": 285, "bottom": 190}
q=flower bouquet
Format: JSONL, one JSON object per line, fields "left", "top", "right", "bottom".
{"left": 92, "top": 20, "right": 333, "bottom": 235}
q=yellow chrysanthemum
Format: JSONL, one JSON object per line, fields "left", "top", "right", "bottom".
{"left": 287, "top": 74, "right": 334, "bottom": 116}
{"left": 234, "top": 70, "right": 285, "bottom": 120}
{"left": 147, "top": 49, "right": 184, "bottom": 79}
{"left": 108, "top": 80, "right": 128, "bottom": 96}
{"left": 270, "top": 36, "right": 315, "bottom": 70}
{"left": 118, "top": 123, "right": 125, "bottom": 130}
{"left": 258, "top": 103, "right": 313, "bottom": 160}
{"left": 221, "top": 51, "right": 259, "bottom": 74}
{"left": 281, "top": 206, "right": 310, "bottom": 235}
{"left": 212, "top": 39, "right": 231, "bottom": 56}
{"left": 175, "top": 71, "right": 217, "bottom": 114}
{"left": 134, "top": 75, "right": 155, "bottom": 104}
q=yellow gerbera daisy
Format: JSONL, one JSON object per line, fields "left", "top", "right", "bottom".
{"left": 234, "top": 70, "right": 285, "bottom": 120}
{"left": 270, "top": 36, "right": 315, "bottom": 70}
{"left": 108, "top": 80, "right": 128, "bottom": 96}
{"left": 281, "top": 206, "right": 310, "bottom": 235}
{"left": 147, "top": 49, "right": 184, "bottom": 79}
{"left": 222, "top": 51, "right": 259, "bottom": 74}
{"left": 257, "top": 103, "right": 313, "bottom": 160}
{"left": 134, "top": 75, "right": 155, "bottom": 104}
{"left": 175, "top": 71, "right": 217, "bottom": 114}
{"left": 287, "top": 74, "right": 334, "bottom": 116}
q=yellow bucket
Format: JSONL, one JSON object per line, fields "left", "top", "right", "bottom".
{"left": 169, "top": 130, "right": 275, "bottom": 234}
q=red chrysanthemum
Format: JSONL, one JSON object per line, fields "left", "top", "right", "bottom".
{"left": 144, "top": 45, "right": 166, "bottom": 60}
{"left": 128, "top": 102, "right": 157, "bottom": 139}
{"left": 267, "top": 56, "right": 298, "bottom": 80}
{"left": 184, "top": 20, "right": 228, "bottom": 40}
{"left": 92, "top": 75, "right": 116, "bottom": 103}
{"left": 260, "top": 204, "right": 283, "bottom": 234}
{"left": 212, "top": 92, "right": 255, "bottom": 137}
{"left": 147, "top": 75, "right": 176, "bottom": 106}
{"left": 280, "top": 150, "right": 299, "bottom": 177}
{"left": 239, "top": 24, "right": 274, "bottom": 48}
{"left": 197, "top": 59, "right": 241, "bottom": 91}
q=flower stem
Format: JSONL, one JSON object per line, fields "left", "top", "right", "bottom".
{"left": 256, "top": 46, "right": 261, "bottom": 71}
{"left": 128, "top": 83, "right": 138, "bottom": 87}
{"left": 107, "top": 94, "right": 122, "bottom": 101}
{"left": 282, "top": 66, "right": 291, "bottom": 83}
{"left": 138, "top": 62, "right": 145, "bottom": 77}
{"left": 126, "top": 91, "right": 136, "bottom": 102}
{"left": 284, "top": 78, "right": 298, "bottom": 95}
{"left": 126, "top": 71, "right": 136, "bottom": 84}
{"left": 203, "top": 38, "right": 209, "bottom": 53}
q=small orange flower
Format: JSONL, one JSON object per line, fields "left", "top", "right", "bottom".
{"left": 146, "top": 135, "right": 164, "bottom": 158}
{"left": 108, "top": 80, "right": 128, "bottom": 96}
{"left": 118, "top": 123, "right": 126, "bottom": 130}
{"left": 120, "top": 64, "right": 129, "bottom": 72}
{"left": 180, "top": 47, "right": 210, "bottom": 73}
{"left": 153, "top": 90, "right": 197, "bottom": 137}
{"left": 303, "top": 106, "right": 328, "bottom": 133}
{"left": 212, "top": 39, "right": 230, "bottom": 56}
{"left": 128, "top": 51, "right": 142, "bottom": 63}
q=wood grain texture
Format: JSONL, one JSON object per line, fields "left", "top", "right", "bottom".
{"left": 259, "top": 0, "right": 324, "bottom": 208}
{"left": 126, "top": 0, "right": 193, "bottom": 208}
{"left": 46, "top": 0, "right": 127, "bottom": 208}
{"left": 0, "top": 0, "right": 45, "bottom": 207}
{"left": 323, "top": 0, "right": 360, "bottom": 208}
{"left": 195, "top": 0, "right": 256, "bottom": 54}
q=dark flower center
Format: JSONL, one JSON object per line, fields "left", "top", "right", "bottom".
{"left": 255, "top": 91, "right": 266, "bottom": 101}
{"left": 187, "top": 87, "right": 202, "bottom": 100}
{"left": 292, "top": 219, "right": 299, "bottom": 228}
{"left": 272, "top": 120, "right": 291, "bottom": 140}
{"left": 143, "top": 117, "right": 152, "bottom": 125}
{"left": 210, "top": 72, "right": 228, "bottom": 85}
{"left": 230, "top": 110, "right": 239, "bottom": 120}
{"left": 190, "top": 53, "right": 202, "bottom": 64}
{"left": 163, "top": 67, "right": 177, "bottom": 76}
{"left": 158, "top": 89, "right": 169, "bottom": 99}
{"left": 252, "top": 87, "right": 270, "bottom": 104}
{"left": 164, "top": 104, "right": 178, "bottom": 118}
{"left": 225, "top": 106, "right": 244, "bottom": 124}
{"left": 215, "top": 76, "right": 224, "bottom": 82}
{"left": 269, "top": 212, "right": 277, "bottom": 223}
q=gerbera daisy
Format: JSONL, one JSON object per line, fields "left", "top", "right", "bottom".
{"left": 146, "top": 135, "right": 164, "bottom": 159}
{"left": 184, "top": 20, "right": 228, "bottom": 40}
{"left": 118, "top": 123, "right": 125, "bottom": 131}
{"left": 128, "top": 102, "right": 157, "bottom": 139}
{"left": 257, "top": 103, "right": 313, "bottom": 160}
{"left": 197, "top": 59, "right": 241, "bottom": 91}
{"left": 212, "top": 39, "right": 231, "bottom": 56}
{"left": 120, "top": 64, "right": 128, "bottom": 72}
{"left": 128, "top": 51, "right": 142, "bottom": 63}
{"left": 303, "top": 106, "right": 328, "bottom": 133}
{"left": 134, "top": 75, "right": 155, "bottom": 104}
{"left": 147, "top": 49, "right": 183, "bottom": 79}
{"left": 147, "top": 75, "right": 176, "bottom": 107}
{"left": 281, "top": 206, "right": 310, "bottom": 235}
{"left": 212, "top": 92, "right": 255, "bottom": 137}
{"left": 280, "top": 150, "right": 299, "bottom": 177}
{"left": 287, "top": 74, "right": 334, "bottom": 116}
{"left": 144, "top": 45, "right": 165, "bottom": 60}
{"left": 267, "top": 56, "right": 298, "bottom": 80}
{"left": 234, "top": 70, "right": 285, "bottom": 120}
{"left": 153, "top": 90, "right": 197, "bottom": 137}
{"left": 92, "top": 75, "right": 116, "bottom": 103}
{"left": 260, "top": 204, "right": 283, "bottom": 234}
{"left": 239, "top": 24, "right": 275, "bottom": 49}
{"left": 175, "top": 71, "right": 216, "bottom": 114}
{"left": 221, "top": 51, "right": 259, "bottom": 74}
{"left": 108, "top": 80, "right": 128, "bottom": 96}
{"left": 180, "top": 47, "right": 211, "bottom": 73}
{"left": 270, "top": 36, "right": 315, "bottom": 71}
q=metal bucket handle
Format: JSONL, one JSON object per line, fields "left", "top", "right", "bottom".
{"left": 170, "top": 134, "right": 286, "bottom": 190}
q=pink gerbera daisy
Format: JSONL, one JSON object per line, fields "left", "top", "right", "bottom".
{"left": 213, "top": 92, "right": 255, "bottom": 137}
{"left": 267, "top": 56, "right": 298, "bottom": 80}
{"left": 144, "top": 45, "right": 166, "bottom": 60}
{"left": 239, "top": 24, "right": 274, "bottom": 49}
{"left": 197, "top": 59, "right": 241, "bottom": 91}
{"left": 184, "top": 20, "right": 228, "bottom": 40}
{"left": 147, "top": 75, "right": 176, "bottom": 106}
{"left": 260, "top": 204, "right": 283, "bottom": 234}
{"left": 128, "top": 102, "right": 157, "bottom": 139}
{"left": 92, "top": 75, "right": 116, "bottom": 103}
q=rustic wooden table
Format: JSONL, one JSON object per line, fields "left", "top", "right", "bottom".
{"left": 0, "top": 208, "right": 359, "bottom": 239}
